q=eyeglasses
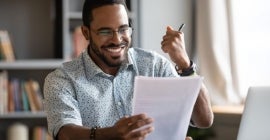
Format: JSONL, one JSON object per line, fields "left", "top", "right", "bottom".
{"left": 91, "top": 27, "right": 133, "bottom": 40}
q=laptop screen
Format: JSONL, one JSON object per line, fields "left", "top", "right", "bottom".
{"left": 237, "top": 86, "right": 270, "bottom": 140}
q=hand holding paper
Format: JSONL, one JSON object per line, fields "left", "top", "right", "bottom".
{"left": 132, "top": 76, "right": 203, "bottom": 140}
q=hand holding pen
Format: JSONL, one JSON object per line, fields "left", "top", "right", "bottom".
{"left": 178, "top": 23, "right": 185, "bottom": 32}
{"left": 161, "top": 23, "right": 190, "bottom": 69}
{"left": 161, "top": 23, "right": 186, "bottom": 53}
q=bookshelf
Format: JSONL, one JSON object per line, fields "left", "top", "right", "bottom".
{"left": 0, "top": 0, "right": 139, "bottom": 139}
{"left": 0, "top": 112, "right": 48, "bottom": 140}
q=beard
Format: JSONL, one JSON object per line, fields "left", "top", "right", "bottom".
{"left": 89, "top": 38, "right": 130, "bottom": 67}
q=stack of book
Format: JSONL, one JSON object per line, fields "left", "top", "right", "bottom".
{"left": 0, "top": 71, "right": 44, "bottom": 114}
{"left": 0, "top": 30, "right": 15, "bottom": 61}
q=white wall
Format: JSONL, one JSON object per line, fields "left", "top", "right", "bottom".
{"left": 232, "top": 0, "right": 270, "bottom": 96}
{"left": 138, "top": 0, "right": 193, "bottom": 59}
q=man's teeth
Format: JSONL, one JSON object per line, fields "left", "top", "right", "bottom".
{"left": 107, "top": 47, "right": 122, "bottom": 53}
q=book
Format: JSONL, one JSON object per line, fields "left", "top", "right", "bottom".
{"left": 0, "top": 70, "right": 8, "bottom": 114}
{"left": 8, "top": 80, "right": 15, "bottom": 112}
{"left": 24, "top": 81, "right": 37, "bottom": 112}
{"left": 32, "top": 126, "right": 53, "bottom": 140}
{"left": 21, "top": 81, "right": 30, "bottom": 111}
{"left": 29, "top": 80, "right": 43, "bottom": 111}
{"left": 11, "top": 79, "right": 22, "bottom": 111}
{"left": 24, "top": 80, "right": 43, "bottom": 112}
{"left": 0, "top": 30, "right": 15, "bottom": 61}
{"left": 32, "top": 126, "right": 42, "bottom": 140}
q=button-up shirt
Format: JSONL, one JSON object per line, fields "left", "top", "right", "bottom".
{"left": 43, "top": 47, "right": 179, "bottom": 137}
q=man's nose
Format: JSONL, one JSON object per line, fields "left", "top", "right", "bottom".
{"left": 110, "top": 32, "right": 122, "bottom": 44}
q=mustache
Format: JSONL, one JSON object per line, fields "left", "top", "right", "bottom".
{"left": 102, "top": 42, "right": 128, "bottom": 49}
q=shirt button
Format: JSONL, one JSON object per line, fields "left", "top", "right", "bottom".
{"left": 117, "top": 102, "right": 122, "bottom": 106}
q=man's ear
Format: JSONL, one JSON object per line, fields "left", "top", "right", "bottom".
{"left": 81, "top": 26, "right": 90, "bottom": 40}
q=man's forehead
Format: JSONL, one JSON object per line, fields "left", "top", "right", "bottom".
{"left": 91, "top": 4, "right": 129, "bottom": 28}
{"left": 92, "top": 4, "right": 128, "bottom": 19}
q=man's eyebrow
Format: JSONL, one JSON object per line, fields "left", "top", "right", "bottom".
{"left": 97, "top": 27, "right": 111, "bottom": 31}
{"left": 119, "top": 24, "right": 129, "bottom": 28}
{"left": 97, "top": 24, "right": 129, "bottom": 31}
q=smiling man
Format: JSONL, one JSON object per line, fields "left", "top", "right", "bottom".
{"left": 84, "top": 4, "right": 131, "bottom": 75}
{"left": 43, "top": 0, "right": 213, "bottom": 140}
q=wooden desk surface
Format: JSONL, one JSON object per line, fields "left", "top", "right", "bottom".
{"left": 212, "top": 105, "right": 244, "bottom": 114}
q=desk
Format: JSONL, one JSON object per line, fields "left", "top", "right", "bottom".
{"left": 187, "top": 105, "right": 243, "bottom": 140}
{"left": 212, "top": 105, "right": 244, "bottom": 114}
{"left": 208, "top": 105, "right": 244, "bottom": 140}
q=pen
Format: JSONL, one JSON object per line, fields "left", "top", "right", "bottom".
{"left": 178, "top": 23, "right": 185, "bottom": 32}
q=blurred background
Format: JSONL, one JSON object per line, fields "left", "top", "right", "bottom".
{"left": 0, "top": 0, "right": 269, "bottom": 140}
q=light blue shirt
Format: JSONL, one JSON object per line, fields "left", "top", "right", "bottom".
{"left": 43, "top": 47, "right": 179, "bottom": 137}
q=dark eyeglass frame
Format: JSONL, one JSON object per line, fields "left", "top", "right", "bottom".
{"left": 91, "top": 27, "right": 133, "bottom": 40}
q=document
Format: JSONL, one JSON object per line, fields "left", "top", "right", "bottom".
{"left": 132, "top": 76, "right": 203, "bottom": 140}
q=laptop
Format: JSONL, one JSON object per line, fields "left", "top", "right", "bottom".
{"left": 237, "top": 86, "right": 270, "bottom": 140}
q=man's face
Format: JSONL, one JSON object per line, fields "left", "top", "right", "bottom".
{"left": 87, "top": 4, "right": 131, "bottom": 68}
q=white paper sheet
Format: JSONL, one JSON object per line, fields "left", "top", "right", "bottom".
{"left": 132, "top": 76, "right": 203, "bottom": 140}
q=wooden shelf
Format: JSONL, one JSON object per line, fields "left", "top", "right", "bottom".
{"left": 0, "top": 59, "right": 64, "bottom": 69}
{"left": 0, "top": 112, "right": 46, "bottom": 119}
{"left": 212, "top": 105, "right": 244, "bottom": 114}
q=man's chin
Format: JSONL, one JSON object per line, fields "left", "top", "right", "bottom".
{"left": 103, "top": 57, "right": 122, "bottom": 67}
{"left": 104, "top": 47, "right": 129, "bottom": 67}
{"left": 106, "top": 62, "right": 122, "bottom": 67}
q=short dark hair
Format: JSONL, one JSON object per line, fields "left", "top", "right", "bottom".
{"left": 82, "top": 0, "right": 128, "bottom": 27}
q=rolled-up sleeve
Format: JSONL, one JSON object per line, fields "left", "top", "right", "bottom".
{"left": 43, "top": 68, "right": 82, "bottom": 138}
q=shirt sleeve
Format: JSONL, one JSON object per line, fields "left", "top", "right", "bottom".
{"left": 43, "top": 68, "right": 83, "bottom": 138}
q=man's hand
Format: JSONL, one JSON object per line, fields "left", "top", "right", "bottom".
{"left": 110, "top": 114, "right": 154, "bottom": 140}
{"left": 161, "top": 26, "right": 190, "bottom": 70}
